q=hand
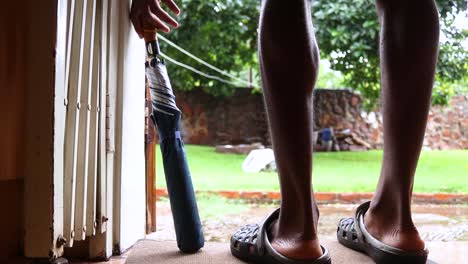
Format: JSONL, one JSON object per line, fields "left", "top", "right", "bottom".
{"left": 130, "top": 0, "right": 181, "bottom": 38}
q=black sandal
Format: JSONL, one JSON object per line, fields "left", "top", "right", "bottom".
{"left": 337, "top": 201, "right": 429, "bottom": 264}
{"left": 231, "top": 209, "right": 331, "bottom": 264}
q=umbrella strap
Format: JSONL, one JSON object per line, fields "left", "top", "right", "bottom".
{"left": 159, "top": 131, "right": 181, "bottom": 142}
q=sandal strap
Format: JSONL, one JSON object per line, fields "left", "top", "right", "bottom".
{"left": 256, "top": 208, "right": 281, "bottom": 256}
{"left": 354, "top": 201, "right": 371, "bottom": 244}
{"left": 354, "top": 201, "right": 428, "bottom": 257}
{"left": 233, "top": 208, "right": 331, "bottom": 264}
{"left": 258, "top": 209, "right": 332, "bottom": 264}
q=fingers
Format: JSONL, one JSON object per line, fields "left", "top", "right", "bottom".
{"left": 142, "top": 5, "right": 171, "bottom": 32}
{"left": 150, "top": 4, "right": 179, "bottom": 28}
{"left": 161, "top": 0, "right": 181, "bottom": 16}
{"left": 130, "top": 0, "right": 181, "bottom": 35}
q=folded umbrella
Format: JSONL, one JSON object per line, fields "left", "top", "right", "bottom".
{"left": 144, "top": 30, "right": 204, "bottom": 252}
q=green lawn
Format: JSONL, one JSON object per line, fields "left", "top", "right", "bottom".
{"left": 156, "top": 145, "right": 468, "bottom": 193}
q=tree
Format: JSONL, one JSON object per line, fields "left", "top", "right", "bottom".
{"left": 160, "top": 0, "right": 259, "bottom": 96}
{"left": 164, "top": 0, "right": 467, "bottom": 108}
{"left": 313, "top": 0, "right": 468, "bottom": 108}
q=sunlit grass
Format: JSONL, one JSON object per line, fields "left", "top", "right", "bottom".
{"left": 155, "top": 145, "right": 468, "bottom": 193}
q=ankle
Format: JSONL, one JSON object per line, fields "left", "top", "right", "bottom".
{"left": 366, "top": 201, "right": 415, "bottom": 231}
{"left": 277, "top": 203, "right": 320, "bottom": 237}
{"left": 364, "top": 209, "right": 425, "bottom": 251}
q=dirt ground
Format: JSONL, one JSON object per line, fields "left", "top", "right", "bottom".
{"left": 148, "top": 200, "right": 468, "bottom": 243}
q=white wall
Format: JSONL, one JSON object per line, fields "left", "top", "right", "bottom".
{"left": 113, "top": 0, "right": 147, "bottom": 253}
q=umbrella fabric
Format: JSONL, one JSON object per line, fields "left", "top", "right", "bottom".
{"left": 146, "top": 55, "right": 204, "bottom": 252}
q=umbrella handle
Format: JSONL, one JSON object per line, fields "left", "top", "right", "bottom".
{"left": 143, "top": 29, "right": 160, "bottom": 58}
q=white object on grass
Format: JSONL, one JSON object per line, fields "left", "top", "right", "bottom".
{"left": 242, "top": 149, "right": 276, "bottom": 173}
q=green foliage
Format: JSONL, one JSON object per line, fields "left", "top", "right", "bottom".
{"left": 436, "top": 11, "right": 468, "bottom": 104}
{"left": 161, "top": 0, "right": 259, "bottom": 96}
{"left": 433, "top": 77, "right": 468, "bottom": 105}
{"left": 316, "top": 60, "right": 345, "bottom": 88}
{"left": 313, "top": 0, "right": 380, "bottom": 108}
{"left": 165, "top": 0, "right": 467, "bottom": 107}
{"left": 313, "top": 0, "right": 468, "bottom": 108}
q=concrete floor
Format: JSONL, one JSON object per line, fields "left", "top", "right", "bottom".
{"left": 69, "top": 201, "right": 468, "bottom": 263}
{"left": 127, "top": 201, "right": 468, "bottom": 263}
{"left": 127, "top": 239, "right": 372, "bottom": 264}
{"left": 21, "top": 239, "right": 466, "bottom": 264}
{"left": 71, "top": 258, "right": 126, "bottom": 264}
{"left": 125, "top": 239, "right": 468, "bottom": 264}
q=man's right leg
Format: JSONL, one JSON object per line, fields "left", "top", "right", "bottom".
{"left": 259, "top": 0, "right": 322, "bottom": 260}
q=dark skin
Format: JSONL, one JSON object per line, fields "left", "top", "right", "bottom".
{"left": 365, "top": 0, "right": 439, "bottom": 252}
{"left": 131, "top": 0, "right": 439, "bottom": 260}
{"left": 130, "top": 0, "right": 180, "bottom": 38}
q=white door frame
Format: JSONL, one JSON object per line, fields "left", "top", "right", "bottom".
{"left": 23, "top": 0, "right": 64, "bottom": 258}
{"left": 23, "top": 0, "right": 146, "bottom": 259}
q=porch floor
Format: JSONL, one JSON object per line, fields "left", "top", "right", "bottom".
{"left": 125, "top": 239, "right": 467, "bottom": 264}
{"left": 67, "top": 201, "right": 468, "bottom": 263}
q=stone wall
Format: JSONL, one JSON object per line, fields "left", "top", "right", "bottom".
{"left": 424, "top": 95, "right": 468, "bottom": 150}
{"left": 174, "top": 89, "right": 467, "bottom": 150}
{"left": 176, "top": 89, "right": 270, "bottom": 145}
{"left": 312, "top": 89, "right": 383, "bottom": 148}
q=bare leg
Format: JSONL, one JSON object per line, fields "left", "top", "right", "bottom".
{"left": 259, "top": 0, "right": 322, "bottom": 260}
{"left": 365, "top": 0, "right": 439, "bottom": 251}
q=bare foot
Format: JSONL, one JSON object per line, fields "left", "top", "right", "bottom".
{"left": 364, "top": 210, "right": 425, "bottom": 252}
